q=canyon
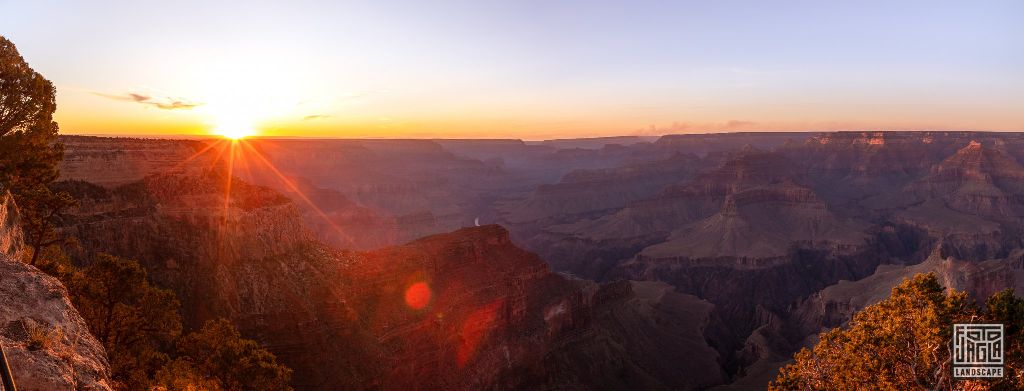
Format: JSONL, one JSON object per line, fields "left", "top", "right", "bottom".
{"left": 38, "top": 131, "right": 1024, "bottom": 389}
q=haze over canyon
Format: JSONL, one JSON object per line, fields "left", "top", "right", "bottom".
{"left": 2, "top": 131, "right": 1022, "bottom": 389}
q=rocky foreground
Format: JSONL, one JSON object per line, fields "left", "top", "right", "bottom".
{"left": 0, "top": 192, "right": 112, "bottom": 390}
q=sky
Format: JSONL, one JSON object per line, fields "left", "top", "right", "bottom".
{"left": 1, "top": 0, "right": 1022, "bottom": 139}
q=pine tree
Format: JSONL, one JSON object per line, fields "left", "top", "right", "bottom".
{"left": 0, "top": 35, "right": 72, "bottom": 265}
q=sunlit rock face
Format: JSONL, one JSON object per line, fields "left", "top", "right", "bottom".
{"left": 910, "top": 140, "right": 1024, "bottom": 217}
{"left": 0, "top": 192, "right": 23, "bottom": 259}
{"left": 58, "top": 136, "right": 213, "bottom": 187}
{"left": 0, "top": 192, "right": 112, "bottom": 391}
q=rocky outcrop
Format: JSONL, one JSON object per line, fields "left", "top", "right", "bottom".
{"left": 910, "top": 140, "right": 1024, "bottom": 217}
{"left": 534, "top": 280, "right": 727, "bottom": 390}
{"left": 640, "top": 182, "right": 866, "bottom": 262}
{"left": 0, "top": 192, "right": 24, "bottom": 260}
{"left": 344, "top": 224, "right": 564, "bottom": 390}
{"left": 0, "top": 192, "right": 112, "bottom": 391}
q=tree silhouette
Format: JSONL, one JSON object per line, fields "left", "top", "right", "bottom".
{"left": 19, "top": 185, "right": 75, "bottom": 265}
{"left": 156, "top": 318, "right": 293, "bottom": 391}
{"left": 66, "top": 253, "right": 183, "bottom": 390}
{"left": 0, "top": 35, "right": 71, "bottom": 266}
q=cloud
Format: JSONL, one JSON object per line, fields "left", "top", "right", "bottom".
{"left": 93, "top": 91, "right": 202, "bottom": 110}
{"left": 302, "top": 114, "right": 331, "bottom": 121}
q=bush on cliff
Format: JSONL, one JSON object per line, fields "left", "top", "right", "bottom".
{"left": 771, "top": 273, "right": 1024, "bottom": 390}
{"left": 66, "top": 253, "right": 292, "bottom": 390}
{"left": 155, "top": 319, "right": 293, "bottom": 391}
{"left": 66, "top": 253, "right": 183, "bottom": 390}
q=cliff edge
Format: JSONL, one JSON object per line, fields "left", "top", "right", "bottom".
{"left": 0, "top": 191, "right": 112, "bottom": 391}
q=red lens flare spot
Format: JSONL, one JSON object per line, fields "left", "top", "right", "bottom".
{"left": 404, "top": 282, "right": 431, "bottom": 310}
{"left": 456, "top": 299, "right": 503, "bottom": 367}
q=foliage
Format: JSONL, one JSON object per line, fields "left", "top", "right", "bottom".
{"left": 152, "top": 359, "right": 224, "bottom": 391}
{"left": 25, "top": 319, "right": 62, "bottom": 351}
{"left": 0, "top": 35, "right": 63, "bottom": 189}
{"left": 65, "top": 253, "right": 183, "bottom": 390}
{"left": 51, "top": 179, "right": 112, "bottom": 201}
{"left": 984, "top": 290, "right": 1024, "bottom": 389}
{"left": 32, "top": 240, "right": 77, "bottom": 278}
{"left": 19, "top": 185, "right": 76, "bottom": 265}
{"left": 0, "top": 35, "right": 72, "bottom": 266}
{"left": 62, "top": 253, "right": 292, "bottom": 390}
{"left": 771, "top": 273, "right": 1024, "bottom": 390}
{"left": 156, "top": 319, "right": 293, "bottom": 391}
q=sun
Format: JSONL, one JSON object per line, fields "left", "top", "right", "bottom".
{"left": 213, "top": 116, "right": 257, "bottom": 140}
{"left": 220, "top": 128, "right": 253, "bottom": 140}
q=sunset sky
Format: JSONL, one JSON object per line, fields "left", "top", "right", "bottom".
{"left": 1, "top": 0, "right": 1021, "bottom": 139}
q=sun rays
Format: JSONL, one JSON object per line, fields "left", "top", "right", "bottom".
{"left": 157, "top": 134, "right": 355, "bottom": 258}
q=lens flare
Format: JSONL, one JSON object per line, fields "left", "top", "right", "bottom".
{"left": 457, "top": 299, "right": 503, "bottom": 367}
{"left": 404, "top": 282, "right": 431, "bottom": 310}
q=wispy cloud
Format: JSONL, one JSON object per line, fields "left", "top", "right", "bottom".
{"left": 303, "top": 114, "right": 332, "bottom": 121}
{"left": 93, "top": 91, "right": 202, "bottom": 110}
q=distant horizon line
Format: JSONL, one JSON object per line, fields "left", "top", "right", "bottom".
{"left": 58, "top": 129, "right": 1024, "bottom": 143}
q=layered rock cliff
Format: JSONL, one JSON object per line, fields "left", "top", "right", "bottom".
{"left": 59, "top": 136, "right": 212, "bottom": 187}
